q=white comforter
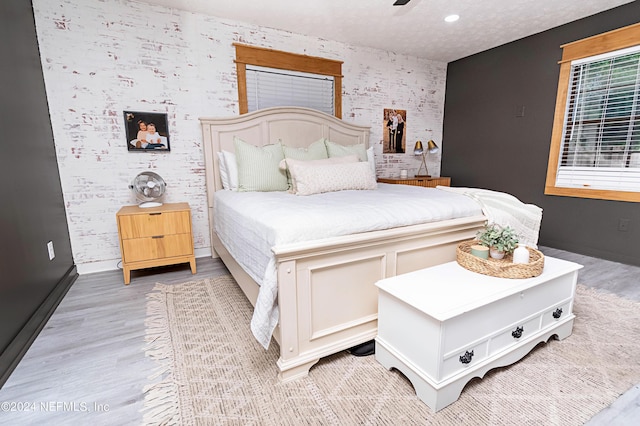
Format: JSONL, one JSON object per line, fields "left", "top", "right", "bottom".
{"left": 214, "top": 183, "right": 483, "bottom": 348}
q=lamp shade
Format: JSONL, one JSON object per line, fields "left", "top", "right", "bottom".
{"left": 413, "top": 140, "right": 424, "bottom": 155}
{"left": 427, "top": 140, "right": 439, "bottom": 153}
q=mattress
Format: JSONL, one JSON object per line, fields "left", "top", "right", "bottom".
{"left": 214, "top": 183, "right": 483, "bottom": 348}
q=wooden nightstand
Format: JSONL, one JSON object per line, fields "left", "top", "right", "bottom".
{"left": 378, "top": 176, "right": 451, "bottom": 188}
{"left": 116, "top": 202, "right": 196, "bottom": 285}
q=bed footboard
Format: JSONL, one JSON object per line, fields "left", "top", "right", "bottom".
{"left": 213, "top": 212, "right": 485, "bottom": 382}
{"left": 271, "top": 215, "right": 486, "bottom": 382}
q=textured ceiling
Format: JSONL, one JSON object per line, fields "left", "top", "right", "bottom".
{"left": 141, "top": 0, "right": 634, "bottom": 62}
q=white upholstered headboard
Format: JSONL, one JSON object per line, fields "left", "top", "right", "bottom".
{"left": 199, "top": 106, "right": 370, "bottom": 199}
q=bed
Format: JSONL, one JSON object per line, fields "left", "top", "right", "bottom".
{"left": 200, "top": 107, "right": 487, "bottom": 382}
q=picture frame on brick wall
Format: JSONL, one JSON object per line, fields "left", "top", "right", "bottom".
{"left": 124, "top": 111, "right": 171, "bottom": 152}
{"left": 383, "top": 108, "right": 406, "bottom": 154}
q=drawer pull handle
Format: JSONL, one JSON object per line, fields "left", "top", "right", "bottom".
{"left": 552, "top": 308, "right": 563, "bottom": 319}
{"left": 149, "top": 212, "right": 162, "bottom": 216}
{"left": 152, "top": 235, "right": 165, "bottom": 239}
{"left": 459, "top": 350, "right": 474, "bottom": 364}
{"left": 511, "top": 326, "right": 524, "bottom": 339}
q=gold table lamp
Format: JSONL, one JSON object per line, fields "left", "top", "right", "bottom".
{"left": 414, "top": 140, "right": 439, "bottom": 177}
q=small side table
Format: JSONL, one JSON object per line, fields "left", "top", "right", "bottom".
{"left": 116, "top": 202, "right": 196, "bottom": 285}
{"left": 378, "top": 176, "right": 451, "bottom": 188}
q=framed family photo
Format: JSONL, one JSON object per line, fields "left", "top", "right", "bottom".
{"left": 124, "top": 111, "right": 171, "bottom": 152}
{"left": 382, "top": 108, "right": 407, "bottom": 154}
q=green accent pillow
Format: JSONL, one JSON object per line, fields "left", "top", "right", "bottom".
{"left": 233, "top": 136, "right": 288, "bottom": 192}
{"left": 325, "top": 140, "right": 368, "bottom": 162}
{"left": 281, "top": 138, "right": 329, "bottom": 188}
{"left": 282, "top": 138, "right": 329, "bottom": 161}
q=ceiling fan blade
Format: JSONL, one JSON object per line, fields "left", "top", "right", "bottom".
{"left": 393, "top": 0, "right": 411, "bottom": 5}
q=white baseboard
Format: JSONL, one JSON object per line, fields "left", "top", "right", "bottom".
{"left": 76, "top": 247, "right": 214, "bottom": 275}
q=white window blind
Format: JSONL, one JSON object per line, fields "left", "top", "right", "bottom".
{"left": 245, "top": 65, "right": 334, "bottom": 115}
{"left": 556, "top": 45, "right": 640, "bottom": 192}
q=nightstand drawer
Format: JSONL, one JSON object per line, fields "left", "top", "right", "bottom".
{"left": 122, "top": 233, "right": 194, "bottom": 263}
{"left": 119, "top": 211, "right": 191, "bottom": 239}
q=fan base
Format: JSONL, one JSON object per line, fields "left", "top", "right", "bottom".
{"left": 139, "top": 201, "right": 163, "bottom": 208}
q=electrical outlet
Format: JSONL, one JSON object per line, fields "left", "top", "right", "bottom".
{"left": 47, "top": 241, "right": 55, "bottom": 260}
{"left": 618, "top": 218, "right": 630, "bottom": 232}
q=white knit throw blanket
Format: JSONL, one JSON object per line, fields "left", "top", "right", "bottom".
{"left": 437, "top": 186, "right": 543, "bottom": 248}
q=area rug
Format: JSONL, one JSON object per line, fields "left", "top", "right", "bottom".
{"left": 142, "top": 275, "right": 640, "bottom": 425}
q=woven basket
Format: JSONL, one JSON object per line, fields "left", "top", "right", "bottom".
{"left": 456, "top": 240, "right": 544, "bottom": 279}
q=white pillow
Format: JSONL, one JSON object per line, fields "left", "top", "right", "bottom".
{"left": 280, "top": 155, "right": 359, "bottom": 193}
{"left": 217, "top": 151, "right": 230, "bottom": 190}
{"left": 325, "top": 140, "right": 368, "bottom": 162}
{"left": 288, "top": 161, "right": 377, "bottom": 196}
{"left": 223, "top": 151, "right": 239, "bottom": 190}
{"left": 217, "top": 151, "right": 239, "bottom": 191}
{"left": 233, "top": 137, "right": 288, "bottom": 192}
{"left": 366, "top": 146, "right": 376, "bottom": 178}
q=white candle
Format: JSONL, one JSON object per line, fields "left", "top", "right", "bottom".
{"left": 513, "top": 244, "right": 530, "bottom": 264}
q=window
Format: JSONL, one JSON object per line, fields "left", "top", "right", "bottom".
{"left": 545, "top": 23, "right": 640, "bottom": 202}
{"left": 234, "top": 44, "right": 342, "bottom": 118}
{"left": 246, "top": 65, "right": 334, "bottom": 115}
{"left": 556, "top": 47, "right": 640, "bottom": 190}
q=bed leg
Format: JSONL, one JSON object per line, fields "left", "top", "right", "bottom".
{"left": 276, "top": 358, "right": 320, "bottom": 383}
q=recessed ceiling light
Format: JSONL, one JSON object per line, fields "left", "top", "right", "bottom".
{"left": 444, "top": 14, "right": 459, "bottom": 23}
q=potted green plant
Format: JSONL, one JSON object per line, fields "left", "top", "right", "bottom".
{"left": 476, "top": 223, "right": 519, "bottom": 259}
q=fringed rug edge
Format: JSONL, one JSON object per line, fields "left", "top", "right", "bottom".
{"left": 141, "top": 283, "right": 182, "bottom": 426}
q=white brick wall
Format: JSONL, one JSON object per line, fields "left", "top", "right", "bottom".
{"left": 32, "top": 0, "right": 447, "bottom": 272}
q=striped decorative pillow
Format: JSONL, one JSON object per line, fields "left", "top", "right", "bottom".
{"left": 233, "top": 136, "right": 288, "bottom": 192}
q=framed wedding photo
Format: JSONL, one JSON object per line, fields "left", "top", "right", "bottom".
{"left": 124, "top": 111, "right": 171, "bottom": 152}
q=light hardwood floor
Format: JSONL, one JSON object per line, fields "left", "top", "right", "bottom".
{"left": 0, "top": 248, "right": 638, "bottom": 425}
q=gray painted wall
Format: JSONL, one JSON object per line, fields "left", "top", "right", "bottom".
{"left": 443, "top": 2, "right": 640, "bottom": 267}
{"left": 0, "top": 0, "right": 77, "bottom": 386}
